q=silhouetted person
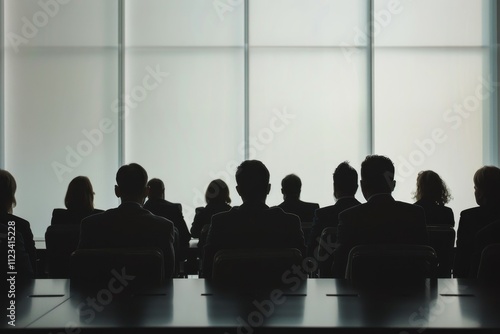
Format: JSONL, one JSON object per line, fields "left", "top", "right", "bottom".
{"left": 470, "top": 219, "right": 500, "bottom": 278}
{"left": 332, "top": 155, "right": 428, "bottom": 278}
{"left": 78, "top": 163, "right": 176, "bottom": 279}
{"left": 1, "top": 223, "right": 33, "bottom": 279}
{"left": 143, "top": 178, "right": 191, "bottom": 262}
{"left": 0, "top": 169, "right": 36, "bottom": 277}
{"left": 277, "top": 174, "right": 319, "bottom": 223}
{"left": 307, "top": 162, "right": 361, "bottom": 276}
{"left": 191, "top": 179, "right": 232, "bottom": 238}
{"left": 413, "top": 170, "right": 455, "bottom": 227}
{"left": 454, "top": 166, "right": 500, "bottom": 278}
{"left": 51, "top": 176, "right": 103, "bottom": 225}
{"left": 202, "top": 160, "right": 306, "bottom": 278}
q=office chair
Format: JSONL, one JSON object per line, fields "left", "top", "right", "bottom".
{"left": 427, "top": 225, "right": 456, "bottom": 278}
{"left": 212, "top": 248, "right": 303, "bottom": 287}
{"left": 477, "top": 243, "right": 500, "bottom": 282}
{"left": 345, "top": 244, "right": 438, "bottom": 290}
{"left": 45, "top": 224, "right": 81, "bottom": 278}
{"left": 70, "top": 247, "right": 165, "bottom": 291}
{"left": 315, "top": 227, "right": 338, "bottom": 278}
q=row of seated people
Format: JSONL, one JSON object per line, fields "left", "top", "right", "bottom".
{"left": 2, "top": 156, "right": 500, "bottom": 281}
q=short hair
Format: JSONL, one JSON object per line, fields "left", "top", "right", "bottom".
{"left": 281, "top": 174, "right": 301, "bottom": 198}
{"left": 361, "top": 155, "right": 395, "bottom": 193}
{"left": 474, "top": 166, "right": 500, "bottom": 204}
{"left": 333, "top": 161, "right": 358, "bottom": 197}
{"left": 147, "top": 178, "right": 165, "bottom": 199}
{"left": 116, "top": 163, "right": 148, "bottom": 198}
{"left": 413, "top": 170, "right": 452, "bottom": 206}
{"left": 64, "top": 176, "right": 95, "bottom": 211}
{"left": 0, "top": 169, "right": 17, "bottom": 213}
{"left": 235, "top": 160, "right": 270, "bottom": 200}
{"left": 205, "top": 179, "right": 231, "bottom": 205}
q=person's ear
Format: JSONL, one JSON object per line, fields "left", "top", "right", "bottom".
{"left": 236, "top": 185, "right": 241, "bottom": 197}
{"left": 391, "top": 180, "right": 396, "bottom": 191}
{"left": 267, "top": 184, "right": 271, "bottom": 195}
{"left": 114, "top": 185, "right": 121, "bottom": 198}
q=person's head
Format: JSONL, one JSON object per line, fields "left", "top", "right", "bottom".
{"left": 235, "top": 160, "right": 270, "bottom": 203}
{"left": 281, "top": 174, "right": 301, "bottom": 200}
{"left": 360, "top": 155, "right": 395, "bottom": 200}
{"left": 333, "top": 161, "right": 358, "bottom": 199}
{"left": 413, "top": 170, "right": 452, "bottom": 206}
{"left": 147, "top": 178, "right": 165, "bottom": 200}
{"left": 0, "top": 169, "right": 17, "bottom": 214}
{"left": 115, "top": 163, "right": 149, "bottom": 204}
{"left": 205, "top": 179, "right": 231, "bottom": 205}
{"left": 473, "top": 166, "right": 500, "bottom": 206}
{"left": 64, "top": 176, "right": 95, "bottom": 211}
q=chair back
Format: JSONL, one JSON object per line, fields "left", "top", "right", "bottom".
{"left": 346, "top": 244, "right": 438, "bottom": 289}
{"left": 212, "top": 248, "right": 303, "bottom": 287}
{"left": 427, "top": 225, "right": 456, "bottom": 278}
{"left": 45, "top": 224, "right": 81, "bottom": 278}
{"left": 316, "top": 227, "right": 338, "bottom": 277}
{"left": 477, "top": 243, "right": 500, "bottom": 282}
{"left": 70, "top": 248, "right": 165, "bottom": 291}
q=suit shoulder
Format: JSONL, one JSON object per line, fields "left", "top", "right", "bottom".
{"left": 460, "top": 207, "right": 481, "bottom": 218}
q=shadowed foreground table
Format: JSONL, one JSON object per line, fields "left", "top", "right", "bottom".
{"left": 3, "top": 278, "right": 500, "bottom": 333}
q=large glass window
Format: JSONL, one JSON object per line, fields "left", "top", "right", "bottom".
{"left": 1, "top": 0, "right": 497, "bottom": 237}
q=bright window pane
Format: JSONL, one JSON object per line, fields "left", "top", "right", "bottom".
{"left": 374, "top": 0, "right": 489, "bottom": 47}
{"left": 250, "top": 49, "right": 369, "bottom": 207}
{"left": 124, "top": 49, "right": 245, "bottom": 221}
{"left": 4, "top": 1, "right": 119, "bottom": 238}
{"left": 125, "top": 0, "right": 243, "bottom": 46}
{"left": 250, "top": 0, "right": 368, "bottom": 46}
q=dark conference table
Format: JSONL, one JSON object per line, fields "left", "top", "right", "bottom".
{"left": 3, "top": 278, "right": 500, "bottom": 333}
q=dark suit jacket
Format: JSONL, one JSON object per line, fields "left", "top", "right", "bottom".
{"left": 332, "top": 194, "right": 429, "bottom": 278}
{"left": 51, "top": 208, "right": 104, "bottom": 225}
{"left": 414, "top": 199, "right": 455, "bottom": 227}
{"left": 202, "top": 202, "right": 306, "bottom": 278}
{"left": 1, "top": 212, "right": 37, "bottom": 275}
{"left": 277, "top": 199, "right": 319, "bottom": 223}
{"left": 190, "top": 202, "right": 232, "bottom": 238}
{"left": 469, "top": 219, "right": 500, "bottom": 277}
{"left": 143, "top": 198, "right": 191, "bottom": 261}
{"left": 78, "top": 202, "right": 176, "bottom": 279}
{"left": 307, "top": 197, "right": 361, "bottom": 257}
{"left": 454, "top": 205, "right": 500, "bottom": 278}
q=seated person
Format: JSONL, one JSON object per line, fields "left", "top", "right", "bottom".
{"left": 190, "top": 179, "right": 232, "bottom": 253}
{"left": 78, "top": 163, "right": 176, "bottom": 279}
{"left": 454, "top": 166, "right": 500, "bottom": 278}
{"left": 0, "top": 169, "right": 37, "bottom": 276}
{"left": 470, "top": 219, "right": 500, "bottom": 277}
{"left": 143, "top": 178, "right": 191, "bottom": 262}
{"left": 332, "top": 155, "right": 428, "bottom": 278}
{"left": 202, "top": 160, "right": 306, "bottom": 279}
{"left": 307, "top": 161, "right": 361, "bottom": 276}
{"left": 51, "top": 176, "right": 103, "bottom": 225}
{"left": 413, "top": 170, "right": 454, "bottom": 227}
{"left": 1, "top": 223, "right": 34, "bottom": 280}
{"left": 276, "top": 174, "right": 319, "bottom": 223}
